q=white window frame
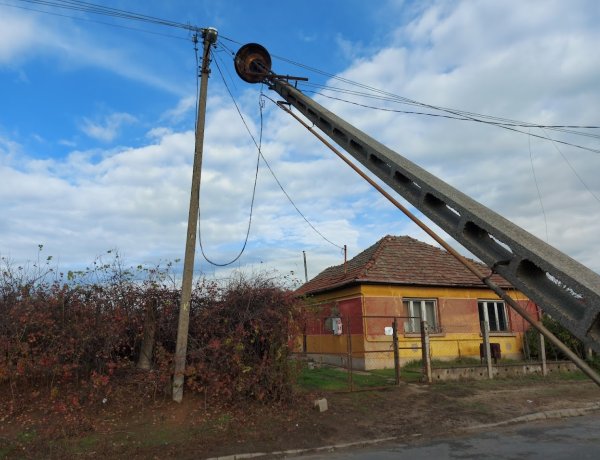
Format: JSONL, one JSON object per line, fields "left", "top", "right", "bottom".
{"left": 403, "top": 299, "right": 439, "bottom": 333}
{"left": 478, "top": 300, "right": 510, "bottom": 332}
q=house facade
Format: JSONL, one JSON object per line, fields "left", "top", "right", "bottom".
{"left": 297, "top": 236, "right": 539, "bottom": 370}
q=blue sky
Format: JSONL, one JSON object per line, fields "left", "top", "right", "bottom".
{"left": 1, "top": 0, "right": 599, "bottom": 283}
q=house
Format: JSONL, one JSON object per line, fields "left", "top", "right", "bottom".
{"left": 296, "top": 235, "right": 539, "bottom": 370}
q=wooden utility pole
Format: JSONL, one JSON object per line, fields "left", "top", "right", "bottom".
{"left": 481, "top": 320, "right": 493, "bottom": 379}
{"left": 420, "top": 320, "right": 432, "bottom": 384}
{"left": 303, "top": 250, "right": 308, "bottom": 283}
{"left": 173, "top": 27, "right": 218, "bottom": 403}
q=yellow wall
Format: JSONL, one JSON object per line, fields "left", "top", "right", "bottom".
{"left": 303, "top": 283, "right": 531, "bottom": 369}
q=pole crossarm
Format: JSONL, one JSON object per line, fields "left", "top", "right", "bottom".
{"left": 267, "top": 77, "right": 600, "bottom": 353}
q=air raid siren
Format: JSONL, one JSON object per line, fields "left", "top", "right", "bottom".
{"left": 234, "top": 43, "right": 272, "bottom": 83}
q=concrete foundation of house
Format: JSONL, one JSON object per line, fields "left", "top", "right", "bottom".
{"left": 430, "top": 361, "right": 578, "bottom": 381}
{"left": 303, "top": 353, "right": 579, "bottom": 381}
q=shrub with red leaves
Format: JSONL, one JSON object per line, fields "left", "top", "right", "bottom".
{"left": 185, "top": 273, "right": 303, "bottom": 402}
{"left": 0, "top": 252, "right": 303, "bottom": 408}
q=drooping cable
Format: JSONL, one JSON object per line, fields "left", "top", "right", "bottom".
{"left": 251, "top": 96, "right": 344, "bottom": 252}
{"left": 541, "top": 128, "right": 600, "bottom": 205}
{"left": 195, "top": 52, "right": 261, "bottom": 267}
{"left": 212, "top": 49, "right": 343, "bottom": 252}
{"left": 528, "top": 130, "right": 549, "bottom": 242}
{"left": 205, "top": 57, "right": 343, "bottom": 262}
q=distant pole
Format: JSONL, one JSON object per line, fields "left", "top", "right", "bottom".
{"left": 303, "top": 250, "right": 308, "bottom": 283}
{"left": 173, "top": 27, "right": 218, "bottom": 403}
{"left": 343, "top": 245, "right": 347, "bottom": 274}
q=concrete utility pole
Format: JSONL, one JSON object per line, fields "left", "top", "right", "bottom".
{"left": 173, "top": 27, "right": 218, "bottom": 403}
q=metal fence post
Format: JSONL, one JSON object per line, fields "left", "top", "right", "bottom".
{"left": 346, "top": 316, "right": 353, "bottom": 391}
{"left": 393, "top": 318, "right": 400, "bottom": 385}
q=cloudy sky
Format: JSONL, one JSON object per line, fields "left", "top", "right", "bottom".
{"left": 1, "top": 0, "right": 599, "bottom": 284}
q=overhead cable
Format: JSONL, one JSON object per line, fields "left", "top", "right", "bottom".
{"left": 16, "top": 0, "right": 200, "bottom": 31}
{"left": 304, "top": 91, "right": 600, "bottom": 154}
{"left": 527, "top": 130, "right": 549, "bottom": 242}
{"left": 196, "top": 54, "right": 261, "bottom": 267}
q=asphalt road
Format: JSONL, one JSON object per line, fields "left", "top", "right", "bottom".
{"left": 296, "top": 413, "right": 600, "bottom": 459}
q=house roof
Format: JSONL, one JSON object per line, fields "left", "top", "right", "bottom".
{"left": 296, "top": 235, "right": 512, "bottom": 296}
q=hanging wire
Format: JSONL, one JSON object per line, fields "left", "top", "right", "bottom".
{"left": 541, "top": 128, "right": 600, "bottom": 204}
{"left": 528, "top": 130, "right": 549, "bottom": 242}
{"left": 214, "top": 43, "right": 239, "bottom": 93}
{"left": 251, "top": 95, "right": 345, "bottom": 252}
{"left": 213, "top": 54, "right": 343, "bottom": 252}
{"left": 195, "top": 52, "right": 261, "bottom": 267}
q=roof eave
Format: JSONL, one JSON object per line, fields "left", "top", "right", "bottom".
{"left": 297, "top": 277, "right": 513, "bottom": 297}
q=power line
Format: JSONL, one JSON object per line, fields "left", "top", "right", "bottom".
{"left": 2, "top": 0, "right": 190, "bottom": 40}
{"left": 8, "top": 0, "right": 600, "bottom": 143}
{"left": 196, "top": 51, "right": 260, "bottom": 267}
{"left": 268, "top": 52, "right": 600, "bottom": 147}
{"left": 302, "top": 90, "right": 600, "bottom": 155}
{"left": 16, "top": 0, "right": 201, "bottom": 31}
{"left": 250, "top": 100, "right": 345, "bottom": 252}
{"left": 208, "top": 57, "right": 343, "bottom": 260}
{"left": 528, "top": 130, "right": 549, "bottom": 242}
{"left": 303, "top": 84, "right": 600, "bottom": 136}
{"left": 12, "top": 0, "right": 600, "bottom": 145}
{"left": 8, "top": 1, "right": 599, "bottom": 206}
{"left": 541, "top": 128, "right": 600, "bottom": 205}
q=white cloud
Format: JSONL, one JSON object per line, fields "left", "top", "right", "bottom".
{"left": 80, "top": 113, "right": 137, "bottom": 143}
{"left": 0, "top": 6, "right": 189, "bottom": 94}
{"left": 161, "top": 96, "right": 197, "bottom": 123}
{"left": 0, "top": 9, "right": 37, "bottom": 63}
{"left": 226, "top": 0, "right": 600, "bottom": 277}
{"left": 0, "top": 0, "right": 599, "bottom": 283}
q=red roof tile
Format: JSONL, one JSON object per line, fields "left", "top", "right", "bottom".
{"left": 296, "top": 235, "right": 511, "bottom": 296}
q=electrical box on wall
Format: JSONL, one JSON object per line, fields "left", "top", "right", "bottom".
{"left": 332, "top": 317, "right": 343, "bottom": 335}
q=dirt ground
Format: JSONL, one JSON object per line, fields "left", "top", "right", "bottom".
{"left": 1, "top": 375, "right": 599, "bottom": 459}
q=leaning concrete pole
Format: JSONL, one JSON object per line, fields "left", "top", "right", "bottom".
{"left": 173, "top": 27, "right": 218, "bottom": 403}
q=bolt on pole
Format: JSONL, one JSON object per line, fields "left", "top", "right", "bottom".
{"left": 173, "top": 27, "right": 218, "bottom": 403}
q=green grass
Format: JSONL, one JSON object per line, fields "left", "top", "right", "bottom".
{"left": 295, "top": 357, "right": 592, "bottom": 392}
{"left": 296, "top": 366, "right": 396, "bottom": 391}
{"left": 0, "top": 430, "right": 37, "bottom": 460}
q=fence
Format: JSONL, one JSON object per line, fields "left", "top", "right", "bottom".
{"left": 293, "top": 315, "right": 431, "bottom": 391}
{"left": 294, "top": 314, "right": 562, "bottom": 391}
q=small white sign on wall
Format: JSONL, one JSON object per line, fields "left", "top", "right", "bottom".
{"left": 332, "top": 317, "right": 343, "bottom": 335}
{"left": 384, "top": 326, "right": 393, "bottom": 336}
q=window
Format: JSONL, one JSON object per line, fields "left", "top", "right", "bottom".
{"left": 478, "top": 300, "right": 509, "bottom": 332}
{"left": 403, "top": 299, "right": 439, "bottom": 333}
